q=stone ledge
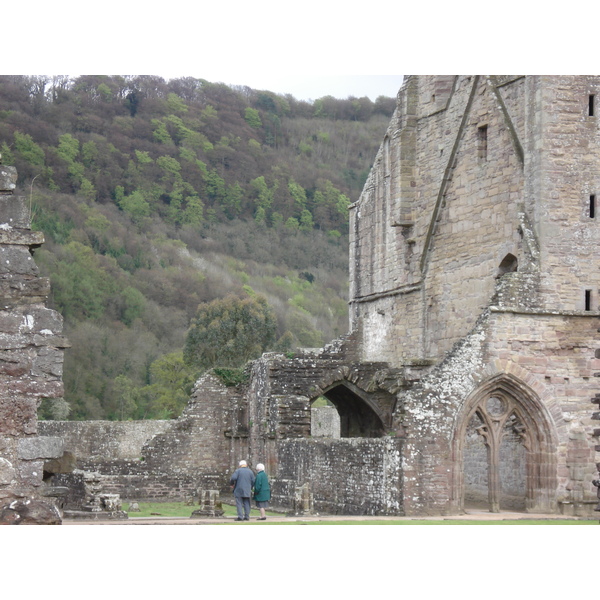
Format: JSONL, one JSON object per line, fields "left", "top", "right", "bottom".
{"left": 0, "top": 230, "right": 44, "bottom": 246}
{"left": 490, "top": 306, "right": 600, "bottom": 317}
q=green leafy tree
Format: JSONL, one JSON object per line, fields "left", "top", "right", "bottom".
{"left": 113, "top": 374, "right": 139, "bottom": 420}
{"left": 145, "top": 351, "right": 197, "bottom": 417}
{"left": 285, "top": 217, "right": 300, "bottom": 231}
{"left": 288, "top": 179, "right": 307, "bottom": 211}
{"left": 135, "top": 150, "right": 153, "bottom": 165}
{"left": 0, "top": 142, "right": 14, "bottom": 165}
{"left": 79, "top": 177, "right": 96, "bottom": 201}
{"left": 244, "top": 107, "right": 262, "bottom": 129}
{"left": 184, "top": 294, "right": 277, "bottom": 371}
{"left": 57, "top": 133, "right": 80, "bottom": 164}
{"left": 119, "top": 286, "right": 147, "bottom": 325}
{"left": 311, "top": 179, "right": 351, "bottom": 231}
{"left": 250, "top": 175, "right": 277, "bottom": 212}
{"left": 181, "top": 195, "right": 204, "bottom": 227}
{"left": 81, "top": 141, "right": 98, "bottom": 168}
{"left": 152, "top": 119, "right": 174, "bottom": 144}
{"left": 14, "top": 131, "right": 45, "bottom": 166}
{"left": 51, "top": 241, "right": 118, "bottom": 320}
{"left": 118, "top": 189, "right": 151, "bottom": 220}
{"left": 298, "top": 210, "right": 314, "bottom": 231}
{"left": 166, "top": 92, "right": 188, "bottom": 114}
{"left": 254, "top": 206, "right": 267, "bottom": 224}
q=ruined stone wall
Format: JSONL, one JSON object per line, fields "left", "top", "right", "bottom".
{"left": 0, "top": 165, "right": 68, "bottom": 522}
{"left": 486, "top": 310, "right": 598, "bottom": 514}
{"left": 273, "top": 437, "right": 402, "bottom": 515}
{"left": 345, "top": 76, "right": 600, "bottom": 516}
{"left": 38, "top": 420, "right": 170, "bottom": 461}
{"left": 351, "top": 76, "right": 600, "bottom": 365}
{"left": 350, "top": 76, "right": 531, "bottom": 364}
{"left": 395, "top": 307, "right": 599, "bottom": 516}
{"left": 43, "top": 373, "right": 242, "bottom": 502}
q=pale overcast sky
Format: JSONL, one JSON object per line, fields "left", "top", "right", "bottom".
{"left": 4, "top": 2, "right": 587, "bottom": 103}
{"left": 164, "top": 75, "right": 404, "bottom": 102}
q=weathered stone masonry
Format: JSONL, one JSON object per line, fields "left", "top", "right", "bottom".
{"left": 38, "top": 76, "right": 600, "bottom": 517}
{"left": 0, "top": 162, "right": 69, "bottom": 523}
{"left": 349, "top": 76, "right": 600, "bottom": 515}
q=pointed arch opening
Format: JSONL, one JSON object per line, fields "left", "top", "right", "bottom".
{"left": 310, "top": 381, "right": 387, "bottom": 438}
{"left": 453, "top": 374, "right": 557, "bottom": 514}
{"left": 497, "top": 253, "right": 518, "bottom": 276}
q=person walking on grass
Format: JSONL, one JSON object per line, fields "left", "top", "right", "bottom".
{"left": 253, "top": 463, "right": 271, "bottom": 521}
{"left": 230, "top": 460, "right": 255, "bottom": 521}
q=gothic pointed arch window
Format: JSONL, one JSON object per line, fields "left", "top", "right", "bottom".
{"left": 454, "top": 375, "right": 557, "bottom": 513}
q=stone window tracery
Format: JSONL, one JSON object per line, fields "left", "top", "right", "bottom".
{"left": 464, "top": 391, "right": 529, "bottom": 512}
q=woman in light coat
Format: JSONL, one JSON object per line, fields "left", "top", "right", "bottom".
{"left": 253, "top": 463, "right": 271, "bottom": 521}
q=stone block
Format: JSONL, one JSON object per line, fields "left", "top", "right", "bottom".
{"left": 0, "top": 396, "right": 37, "bottom": 435}
{"left": 0, "top": 247, "right": 39, "bottom": 275}
{"left": 0, "top": 276, "right": 51, "bottom": 303}
{"left": 18, "top": 436, "right": 64, "bottom": 460}
{"left": 0, "top": 457, "right": 15, "bottom": 485}
{"left": 0, "top": 193, "right": 29, "bottom": 228}
{"left": 0, "top": 166, "right": 17, "bottom": 193}
{"left": 32, "top": 346, "right": 64, "bottom": 377}
{"left": 17, "top": 459, "right": 44, "bottom": 486}
{"left": 0, "top": 498, "right": 62, "bottom": 524}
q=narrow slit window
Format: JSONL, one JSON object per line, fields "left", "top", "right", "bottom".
{"left": 590, "top": 95, "right": 596, "bottom": 116}
{"left": 585, "top": 289, "right": 592, "bottom": 311}
{"left": 591, "top": 195, "right": 596, "bottom": 218}
{"left": 477, "top": 125, "right": 488, "bottom": 161}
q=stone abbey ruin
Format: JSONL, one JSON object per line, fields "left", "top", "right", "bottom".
{"left": 3, "top": 75, "right": 600, "bottom": 522}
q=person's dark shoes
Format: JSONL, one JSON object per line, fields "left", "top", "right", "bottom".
{"left": 243, "top": 517, "right": 250, "bottom": 520}
{"left": 235, "top": 517, "right": 244, "bottom": 521}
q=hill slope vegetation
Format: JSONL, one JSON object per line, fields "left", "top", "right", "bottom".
{"left": 0, "top": 75, "right": 396, "bottom": 420}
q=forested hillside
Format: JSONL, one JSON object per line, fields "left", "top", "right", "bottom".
{"left": 0, "top": 75, "right": 396, "bottom": 420}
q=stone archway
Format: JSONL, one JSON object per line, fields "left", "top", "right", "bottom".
{"left": 314, "top": 380, "right": 388, "bottom": 438}
{"left": 453, "top": 374, "right": 557, "bottom": 513}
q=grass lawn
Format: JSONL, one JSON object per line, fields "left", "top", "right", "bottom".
{"left": 122, "top": 502, "right": 597, "bottom": 524}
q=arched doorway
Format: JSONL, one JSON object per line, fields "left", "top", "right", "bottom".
{"left": 311, "top": 381, "right": 387, "bottom": 438}
{"left": 454, "top": 374, "right": 557, "bottom": 513}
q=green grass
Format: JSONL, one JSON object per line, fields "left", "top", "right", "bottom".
{"left": 121, "top": 502, "right": 597, "bottom": 524}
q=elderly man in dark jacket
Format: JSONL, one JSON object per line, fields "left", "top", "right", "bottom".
{"left": 230, "top": 460, "right": 255, "bottom": 521}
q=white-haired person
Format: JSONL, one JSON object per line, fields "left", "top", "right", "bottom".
{"left": 253, "top": 463, "right": 271, "bottom": 521}
{"left": 230, "top": 460, "right": 255, "bottom": 521}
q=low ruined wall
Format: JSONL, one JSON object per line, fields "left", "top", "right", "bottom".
{"left": 273, "top": 437, "right": 403, "bottom": 515}
{"left": 42, "top": 373, "right": 241, "bottom": 503}
{"left": 52, "top": 462, "right": 205, "bottom": 505}
{"left": 39, "top": 420, "right": 171, "bottom": 462}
